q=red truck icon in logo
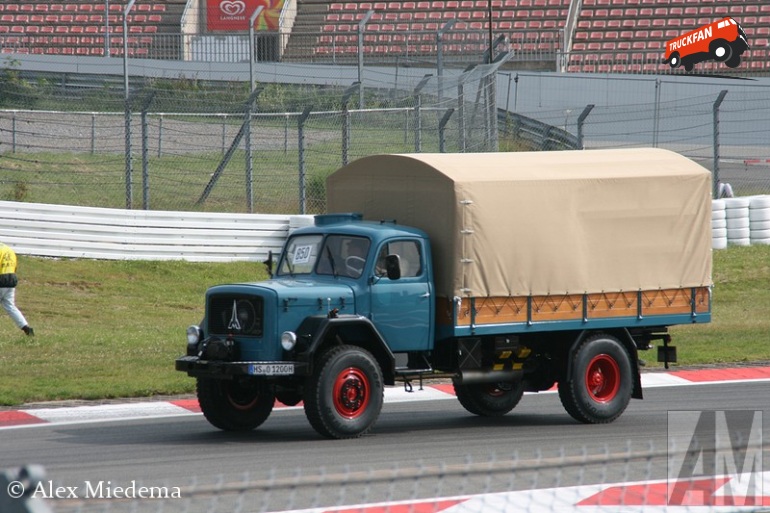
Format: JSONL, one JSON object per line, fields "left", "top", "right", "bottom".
{"left": 664, "top": 17, "right": 750, "bottom": 71}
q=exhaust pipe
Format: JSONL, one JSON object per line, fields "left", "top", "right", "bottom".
{"left": 453, "top": 369, "right": 522, "bottom": 385}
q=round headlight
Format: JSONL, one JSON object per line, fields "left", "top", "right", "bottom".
{"left": 281, "top": 331, "right": 297, "bottom": 351}
{"left": 187, "top": 325, "right": 201, "bottom": 345}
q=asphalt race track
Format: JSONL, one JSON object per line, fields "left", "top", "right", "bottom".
{"left": 2, "top": 377, "right": 770, "bottom": 513}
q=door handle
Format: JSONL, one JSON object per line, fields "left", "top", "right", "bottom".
{"left": 421, "top": 292, "right": 430, "bottom": 298}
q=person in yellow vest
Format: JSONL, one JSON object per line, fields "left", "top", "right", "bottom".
{"left": 0, "top": 242, "right": 34, "bottom": 336}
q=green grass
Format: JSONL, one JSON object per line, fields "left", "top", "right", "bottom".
{"left": 1, "top": 245, "right": 768, "bottom": 406}
{"left": 667, "top": 244, "right": 770, "bottom": 366}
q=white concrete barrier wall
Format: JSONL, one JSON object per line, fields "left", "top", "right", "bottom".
{"left": 0, "top": 201, "right": 314, "bottom": 262}
{"left": 1, "top": 199, "right": 767, "bottom": 261}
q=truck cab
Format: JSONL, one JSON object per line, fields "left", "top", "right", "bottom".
{"left": 176, "top": 213, "right": 436, "bottom": 438}
{"left": 278, "top": 213, "right": 434, "bottom": 353}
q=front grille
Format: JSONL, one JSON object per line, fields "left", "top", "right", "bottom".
{"left": 208, "top": 294, "right": 263, "bottom": 337}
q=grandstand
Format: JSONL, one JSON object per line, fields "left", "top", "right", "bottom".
{"left": 0, "top": 0, "right": 186, "bottom": 59}
{"left": 0, "top": 0, "right": 767, "bottom": 74}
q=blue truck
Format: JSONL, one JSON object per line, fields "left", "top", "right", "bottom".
{"left": 176, "top": 149, "right": 713, "bottom": 439}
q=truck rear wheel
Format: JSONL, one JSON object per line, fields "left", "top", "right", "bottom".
{"left": 197, "top": 377, "right": 275, "bottom": 431}
{"left": 454, "top": 380, "right": 525, "bottom": 416}
{"left": 304, "top": 345, "right": 384, "bottom": 439}
{"left": 558, "top": 334, "right": 632, "bottom": 424}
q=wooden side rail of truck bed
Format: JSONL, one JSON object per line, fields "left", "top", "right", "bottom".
{"left": 438, "top": 286, "right": 710, "bottom": 329}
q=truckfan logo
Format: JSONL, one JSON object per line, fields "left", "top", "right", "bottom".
{"left": 664, "top": 17, "right": 750, "bottom": 72}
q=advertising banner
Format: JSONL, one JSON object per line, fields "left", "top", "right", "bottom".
{"left": 206, "top": 0, "right": 284, "bottom": 31}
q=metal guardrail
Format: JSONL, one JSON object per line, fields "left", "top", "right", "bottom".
{"left": 499, "top": 109, "right": 580, "bottom": 151}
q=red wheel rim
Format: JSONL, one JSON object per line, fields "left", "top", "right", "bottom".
{"left": 584, "top": 354, "right": 620, "bottom": 403}
{"left": 333, "top": 367, "right": 370, "bottom": 419}
{"left": 485, "top": 383, "right": 511, "bottom": 397}
{"left": 226, "top": 383, "right": 260, "bottom": 411}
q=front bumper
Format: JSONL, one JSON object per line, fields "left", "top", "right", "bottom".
{"left": 175, "top": 355, "right": 309, "bottom": 378}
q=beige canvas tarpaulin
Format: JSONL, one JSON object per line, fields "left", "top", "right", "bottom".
{"left": 327, "top": 148, "right": 713, "bottom": 299}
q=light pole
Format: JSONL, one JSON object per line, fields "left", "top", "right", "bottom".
{"left": 357, "top": 9, "right": 374, "bottom": 109}
{"left": 249, "top": 6, "right": 264, "bottom": 93}
{"left": 104, "top": 0, "right": 110, "bottom": 57}
{"left": 487, "top": 0, "right": 494, "bottom": 63}
{"left": 437, "top": 19, "right": 456, "bottom": 105}
{"left": 122, "top": 0, "right": 136, "bottom": 99}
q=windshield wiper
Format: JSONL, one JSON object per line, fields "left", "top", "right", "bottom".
{"left": 325, "top": 246, "right": 338, "bottom": 277}
{"left": 284, "top": 252, "right": 295, "bottom": 276}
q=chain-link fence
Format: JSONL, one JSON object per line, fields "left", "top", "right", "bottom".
{"left": 0, "top": 60, "right": 511, "bottom": 214}
{"left": 509, "top": 74, "right": 770, "bottom": 198}
{"left": 2, "top": 62, "right": 770, "bottom": 213}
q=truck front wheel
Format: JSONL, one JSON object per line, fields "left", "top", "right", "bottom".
{"left": 197, "top": 377, "right": 275, "bottom": 431}
{"left": 454, "top": 380, "right": 525, "bottom": 416}
{"left": 558, "top": 334, "right": 632, "bottom": 424}
{"left": 304, "top": 345, "right": 384, "bottom": 439}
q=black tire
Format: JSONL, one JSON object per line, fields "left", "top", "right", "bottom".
{"left": 454, "top": 380, "right": 525, "bottom": 417}
{"left": 558, "top": 334, "right": 633, "bottom": 424}
{"left": 668, "top": 52, "right": 681, "bottom": 69}
{"left": 710, "top": 39, "right": 732, "bottom": 62}
{"left": 725, "top": 54, "right": 742, "bottom": 68}
{"left": 197, "top": 377, "right": 274, "bottom": 431}
{"left": 304, "top": 345, "right": 384, "bottom": 439}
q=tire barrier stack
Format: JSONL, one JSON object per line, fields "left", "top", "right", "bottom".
{"left": 712, "top": 195, "right": 770, "bottom": 249}
{"left": 711, "top": 199, "right": 728, "bottom": 250}
{"left": 724, "top": 197, "right": 752, "bottom": 247}
{"left": 750, "top": 196, "right": 770, "bottom": 245}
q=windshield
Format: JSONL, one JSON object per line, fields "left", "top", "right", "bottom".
{"left": 277, "top": 234, "right": 371, "bottom": 278}
{"left": 278, "top": 234, "right": 323, "bottom": 275}
{"left": 317, "top": 235, "right": 370, "bottom": 278}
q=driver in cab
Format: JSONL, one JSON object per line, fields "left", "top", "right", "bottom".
{"left": 343, "top": 237, "right": 369, "bottom": 278}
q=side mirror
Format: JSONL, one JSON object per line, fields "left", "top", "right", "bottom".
{"left": 264, "top": 250, "right": 274, "bottom": 278}
{"left": 385, "top": 254, "right": 401, "bottom": 280}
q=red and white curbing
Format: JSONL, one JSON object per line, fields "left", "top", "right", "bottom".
{"left": 2, "top": 366, "right": 770, "bottom": 429}
{"left": 265, "top": 472, "right": 770, "bottom": 513}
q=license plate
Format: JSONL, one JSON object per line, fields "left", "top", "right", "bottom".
{"left": 248, "top": 363, "right": 294, "bottom": 376}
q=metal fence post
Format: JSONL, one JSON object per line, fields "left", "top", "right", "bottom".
{"left": 576, "top": 104, "right": 594, "bottom": 149}
{"left": 439, "top": 108, "right": 455, "bottom": 153}
{"left": 91, "top": 113, "right": 96, "bottom": 154}
{"left": 140, "top": 92, "right": 155, "bottom": 210}
{"left": 458, "top": 67, "right": 474, "bottom": 153}
{"left": 357, "top": 10, "right": 374, "bottom": 109}
{"left": 157, "top": 114, "right": 163, "bottom": 157}
{"left": 11, "top": 113, "right": 16, "bottom": 153}
{"left": 245, "top": 99, "right": 254, "bottom": 213}
{"left": 413, "top": 74, "right": 432, "bottom": 153}
{"left": 124, "top": 95, "right": 134, "bottom": 209}
{"left": 652, "top": 78, "right": 661, "bottom": 147}
{"left": 341, "top": 82, "right": 360, "bottom": 167}
{"left": 298, "top": 106, "right": 312, "bottom": 215}
{"left": 712, "top": 89, "right": 728, "bottom": 198}
{"left": 436, "top": 20, "right": 456, "bottom": 106}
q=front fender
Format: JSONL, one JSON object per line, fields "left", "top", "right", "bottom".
{"left": 294, "top": 315, "right": 396, "bottom": 385}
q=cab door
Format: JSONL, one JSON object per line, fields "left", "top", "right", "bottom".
{"left": 369, "top": 238, "right": 432, "bottom": 352}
